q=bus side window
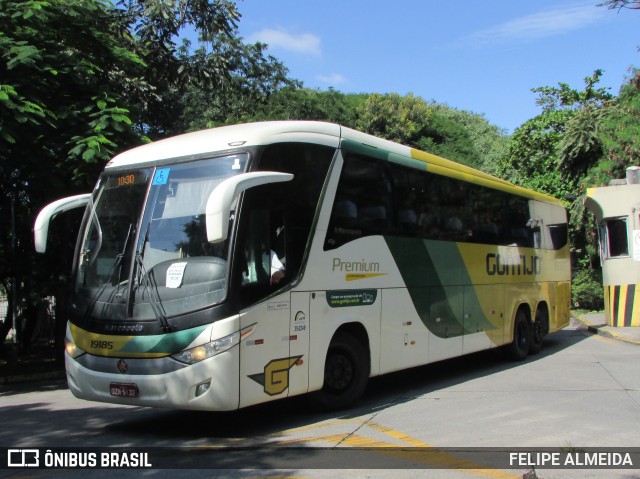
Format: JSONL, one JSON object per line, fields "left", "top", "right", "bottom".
{"left": 238, "top": 205, "right": 286, "bottom": 307}
{"left": 241, "top": 209, "right": 273, "bottom": 287}
{"left": 325, "top": 154, "right": 391, "bottom": 249}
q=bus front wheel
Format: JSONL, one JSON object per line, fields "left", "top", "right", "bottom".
{"left": 312, "top": 331, "right": 369, "bottom": 410}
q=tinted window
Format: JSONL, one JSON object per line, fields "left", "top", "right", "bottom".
{"left": 606, "top": 218, "right": 629, "bottom": 257}
{"left": 237, "top": 143, "right": 334, "bottom": 307}
{"left": 325, "top": 153, "right": 560, "bottom": 250}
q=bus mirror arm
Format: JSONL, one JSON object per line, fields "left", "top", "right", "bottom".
{"left": 205, "top": 172, "right": 293, "bottom": 243}
{"left": 34, "top": 193, "right": 91, "bottom": 253}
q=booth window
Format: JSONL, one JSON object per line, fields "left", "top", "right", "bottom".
{"left": 600, "top": 218, "right": 629, "bottom": 258}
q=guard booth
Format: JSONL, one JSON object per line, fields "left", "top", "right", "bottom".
{"left": 584, "top": 167, "right": 640, "bottom": 327}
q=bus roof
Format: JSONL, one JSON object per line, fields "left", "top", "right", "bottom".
{"left": 106, "top": 121, "right": 342, "bottom": 168}
{"left": 106, "top": 121, "right": 562, "bottom": 206}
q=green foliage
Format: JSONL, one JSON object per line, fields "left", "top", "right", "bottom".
{"left": 414, "top": 112, "right": 477, "bottom": 167}
{"left": 598, "top": 1, "right": 640, "bottom": 10}
{"left": 428, "top": 104, "right": 508, "bottom": 173}
{"left": 497, "top": 67, "right": 640, "bottom": 311}
{"left": 572, "top": 268, "right": 604, "bottom": 311}
{"left": 497, "top": 109, "right": 575, "bottom": 197}
{"left": 558, "top": 106, "right": 605, "bottom": 177}
{"left": 0, "top": 84, "right": 49, "bottom": 144}
{"left": 0, "top": 0, "right": 151, "bottom": 336}
{"left": 0, "top": 0, "right": 254, "bottom": 348}
{"left": 496, "top": 70, "right": 623, "bottom": 311}
{"left": 179, "top": 39, "right": 298, "bottom": 131}
{"left": 244, "top": 87, "right": 363, "bottom": 127}
{"left": 532, "top": 69, "right": 612, "bottom": 113}
{"left": 350, "top": 93, "right": 507, "bottom": 169}
{"left": 355, "top": 93, "right": 433, "bottom": 146}
{"left": 1, "top": 0, "right": 148, "bottom": 192}
{"left": 499, "top": 71, "right": 613, "bottom": 199}
{"left": 5, "top": 0, "right": 637, "bottom": 349}
{"left": 594, "top": 69, "right": 640, "bottom": 184}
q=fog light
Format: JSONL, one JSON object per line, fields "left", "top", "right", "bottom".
{"left": 195, "top": 381, "right": 211, "bottom": 398}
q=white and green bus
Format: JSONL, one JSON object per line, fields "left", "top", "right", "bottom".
{"left": 34, "top": 121, "right": 571, "bottom": 411}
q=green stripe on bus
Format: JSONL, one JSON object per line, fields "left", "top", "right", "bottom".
{"left": 340, "top": 138, "right": 389, "bottom": 161}
{"left": 120, "top": 325, "right": 208, "bottom": 354}
{"left": 385, "top": 236, "right": 495, "bottom": 338}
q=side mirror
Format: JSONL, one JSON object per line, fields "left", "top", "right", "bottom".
{"left": 34, "top": 194, "right": 91, "bottom": 253}
{"left": 206, "top": 171, "right": 293, "bottom": 243}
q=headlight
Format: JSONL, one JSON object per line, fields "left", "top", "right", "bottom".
{"left": 171, "top": 325, "right": 254, "bottom": 365}
{"left": 65, "top": 336, "right": 85, "bottom": 359}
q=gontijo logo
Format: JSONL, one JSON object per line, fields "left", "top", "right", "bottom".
{"left": 485, "top": 253, "right": 541, "bottom": 276}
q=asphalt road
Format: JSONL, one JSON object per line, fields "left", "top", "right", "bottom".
{"left": 1, "top": 317, "right": 639, "bottom": 479}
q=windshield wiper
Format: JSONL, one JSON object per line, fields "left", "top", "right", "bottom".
{"left": 83, "top": 224, "right": 134, "bottom": 321}
{"left": 134, "top": 251, "right": 172, "bottom": 332}
{"left": 134, "top": 223, "right": 171, "bottom": 331}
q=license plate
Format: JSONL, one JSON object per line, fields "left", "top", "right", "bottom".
{"left": 110, "top": 383, "right": 139, "bottom": 398}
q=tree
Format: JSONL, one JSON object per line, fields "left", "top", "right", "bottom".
{"left": 115, "top": 0, "right": 241, "bottom": 137}
{"left": 355, "top": 93, "right": 433, "bottom": 146}
{"left": 599, "top": 1, "right": 640, "bottom": 10}
{"left": 428, "top": 104, "right": 508, "bottom": 174}
{"left": 496, "top": 71, "right": 616, "bottom": 290}
{"left": 0, "top": 0, "right": 289, "bottom": 353}
{"left": 179, "top": 40, "right": 298, "bottom": 131}
{"left": 497, "top": 71, "right": 612, "bottom": 196}
{"left": 243, "top": 87, "right": 364, "bottom": 127}
{"left": 594, "top": 68, "right": 640, "bottom": 184}
{"left": 496, "top": 109, "right": 574, "bottom": 198}
{"left": 532, "top": 69, "right": 612, "bottom": 113}
{"left": 0, "top": 0, "right": 149, "bottom": 349}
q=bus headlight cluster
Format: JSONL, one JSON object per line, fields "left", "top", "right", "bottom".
{"left": 65, "top": 336, "right": 85, "bottom": 359}
{"left": 172, "top": 331, "right": 240, "bottom": 365}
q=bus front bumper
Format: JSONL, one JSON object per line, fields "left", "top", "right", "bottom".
{"left": 65, "top": 349, "right": 240, "bottom": 411}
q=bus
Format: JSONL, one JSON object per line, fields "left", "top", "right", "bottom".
{"left": 34, "top": 121, "right": 571, "bottom": 411}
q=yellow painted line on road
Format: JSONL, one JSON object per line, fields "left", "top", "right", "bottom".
{"left": 367, "top": 421, "right": 431, "bottom": 447}
{"left": 206, "top": 418, "right": 521, "bottom": 479}
{"left": 244, "top": 477, "right": 305, "bottom": 479}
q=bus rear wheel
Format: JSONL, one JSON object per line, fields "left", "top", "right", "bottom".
{"left": 506, "top": 310, "right": 530, "bottom": 361}
{"left": 311, "top": 331, "right": 369, "bottom": 410}
{"left": 529, "top": 307, "right": 548, "bottom": 355}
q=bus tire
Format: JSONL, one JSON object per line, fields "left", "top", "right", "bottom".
{"left": 529, "top": 308, "right": 548, "bottom": 355}
{"left": 506, "top": 310, "right": 530, "bottom": 361}
{"left": 311, "top": 331, "right": 369, "bottom": 410}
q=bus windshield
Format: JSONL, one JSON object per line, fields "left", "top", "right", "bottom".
{"left": 72, "top": 153, "right": 248, "bottom": 325}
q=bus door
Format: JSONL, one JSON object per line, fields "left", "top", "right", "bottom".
{"left": 238, "top": 208, "right": 293, "bottom": 408}
{"left": 288, "top": 292, "right": 311, "bottom": 396}
{"left": 238, "top": 293, "right": 292, "bottom": 408}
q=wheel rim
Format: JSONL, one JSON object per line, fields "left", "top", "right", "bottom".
{"left": 516, "top": 320, "right": 529, "bottom": 350}
{"left": 532, "top": 320, "right": 544, "bottom": 344}
{"left": 325, "top": 351, "right": 354, "bottom": 391}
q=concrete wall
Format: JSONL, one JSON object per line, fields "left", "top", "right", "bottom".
{"left": 585, "top": 182, "right": 640, "bottom": 327}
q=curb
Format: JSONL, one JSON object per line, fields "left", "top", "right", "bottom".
{"left": 575, "top": 315, "right": 640, "bottom": 346}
